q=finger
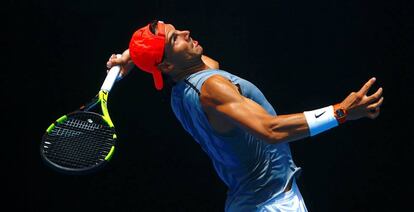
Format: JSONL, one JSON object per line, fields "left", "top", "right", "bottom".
{"left": 366, "top": 87, "right": 383, "bottom": 103}
{"left": 106, "top": 61, "right": 112, "bottom": 69}
{"left": 358, "top": 77, "right": 376, "bottom": 96}
{"left": 106, "top": 54, "right": 116, "bottom": 68}
{"left": 108, "top": 59, "right": 121, "bottom": 67}
{"left": 111, "top": 55, "right": 124, "bottom": 63}
{"left": 367, "top": 97, "right": 384, "bottom": 110}
{"left": 368, "top": 107, "right": 380, "bottom": 119}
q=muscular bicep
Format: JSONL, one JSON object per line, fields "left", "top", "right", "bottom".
{"left": 200, "top": 75, "right": 276, "bottom": 140}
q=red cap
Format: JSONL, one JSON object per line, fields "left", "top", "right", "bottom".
{"left": 129, "top": 21, "right": 166, "bottom": 90}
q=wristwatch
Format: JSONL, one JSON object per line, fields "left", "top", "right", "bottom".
{"left": 333, "top": 104, "right": 347, "bottom": 124}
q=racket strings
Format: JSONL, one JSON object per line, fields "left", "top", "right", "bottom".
{"left": 42, "top": 113, "right": 116, "bottom": 169}
{"left": 44, "top": 131, "right": 112, "bottom": 168}
{"left": 44, "top": 125, "right": 113, "bottom": 168}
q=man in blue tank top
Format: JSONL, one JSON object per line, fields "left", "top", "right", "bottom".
{"left": 107, "top": 20, "right": 384, "bottom": 211}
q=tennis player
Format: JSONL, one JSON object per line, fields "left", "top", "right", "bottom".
{"left": 107, "top": 20, "right": 384, "bottom": 211}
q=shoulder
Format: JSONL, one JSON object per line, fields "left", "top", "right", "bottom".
{"left": 200, "top": 75, "right": 243, "bottom": 107}
{"left": 203, "top": 74, "right": 232, "bottom": 91}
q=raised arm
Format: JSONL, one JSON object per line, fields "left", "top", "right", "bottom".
{"left": 200, "top": 75, "right": 383, "bottom": 144}
{"left": 107, "top": 48, "right": 219, "bottom": 77}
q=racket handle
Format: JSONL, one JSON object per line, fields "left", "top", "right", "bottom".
{"left": 101, "top": 54, "right": 122, "bottom": 92}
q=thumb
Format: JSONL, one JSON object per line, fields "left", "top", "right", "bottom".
{"left": 106, "top": 61, "right": 113, "bottom": 69}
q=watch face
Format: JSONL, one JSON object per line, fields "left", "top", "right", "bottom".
{"left": 336, "top": 109, "right": 345, "bottom": 117}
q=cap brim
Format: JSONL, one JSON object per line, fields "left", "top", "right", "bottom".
{"left": 152, "top": 70, "right": 164, "bottom": 90}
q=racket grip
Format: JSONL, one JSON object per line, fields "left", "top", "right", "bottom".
{"left": 101, "top": 54, "right": 122, "bottom": 92}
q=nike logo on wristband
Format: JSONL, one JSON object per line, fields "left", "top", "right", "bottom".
{"left": 315, "top": 111, "right": 326, "bottom": 118}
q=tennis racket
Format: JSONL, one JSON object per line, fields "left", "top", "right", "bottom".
{"left": 40, "top": 55, "right": 122, "bottom": 175}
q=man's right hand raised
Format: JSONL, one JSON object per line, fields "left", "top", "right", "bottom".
{"left": 106, "top": 49, "right": 134, "bottom": 80}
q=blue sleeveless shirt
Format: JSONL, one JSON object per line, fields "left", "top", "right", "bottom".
{"left": 170, "top": 69, "right": 301, "bottom": 211}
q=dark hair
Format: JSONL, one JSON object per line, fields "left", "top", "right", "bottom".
{"left": 149, "top": 20, "right": 158, "bottom": 34}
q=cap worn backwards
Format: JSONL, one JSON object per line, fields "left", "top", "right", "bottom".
{"left": 129, "top": 21, "right": 166, "bottom": 90}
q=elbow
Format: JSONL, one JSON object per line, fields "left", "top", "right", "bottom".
{"left": 210, "top": 61, "right": 219, "bottom": 69}
{"left": 214, "top": 61, "right": 220, "bottom": 69}
{"left": 262, "top": 122, "right": 288, "bottom": 144}
{"left": 264, "top": 132, "right": 287, "bottom": 144}
{"left": 202, "top": 55, "right": 220, "bottom": 69}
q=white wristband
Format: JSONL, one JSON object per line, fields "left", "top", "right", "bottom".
{"left": 303, "top": 105, "right": 339, "bottom": 136}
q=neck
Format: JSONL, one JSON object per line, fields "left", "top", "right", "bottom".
{"left": 170, "top": 62, "right": 210, "bottom": 82}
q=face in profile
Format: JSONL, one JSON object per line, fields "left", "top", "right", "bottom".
{"left": 161, "top": 23, "right": 204, "bottom": 70}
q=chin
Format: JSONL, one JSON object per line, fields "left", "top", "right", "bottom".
{"left": 198, "top": 46, "right": 204, "bottom": 55}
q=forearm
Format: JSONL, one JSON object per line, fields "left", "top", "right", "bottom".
{"left": 266, "top": 113, "right": 310, "bottom": 144}
{"left": 121, "top": 49, "right": 131, "bottom": 63}
{"left": 267, "top": 105, "right": 339, "bottom": 144}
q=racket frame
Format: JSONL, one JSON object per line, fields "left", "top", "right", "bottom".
{"left": 41, "top": 93, "right": 117, "bottom": 174}
{"left": 41, "top": 56, "right": 121, "bottom": 174}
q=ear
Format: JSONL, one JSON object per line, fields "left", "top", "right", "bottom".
{"left": 158, "top": 61, "right": 174, "bottom": 74}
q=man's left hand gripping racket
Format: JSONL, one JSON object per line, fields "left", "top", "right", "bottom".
{"left": 41, "top": 56, "right": 122, "bottom": 175}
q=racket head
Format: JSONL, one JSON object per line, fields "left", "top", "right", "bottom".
{"left": 40, "top": 111, "right": 117, "bottom": 175}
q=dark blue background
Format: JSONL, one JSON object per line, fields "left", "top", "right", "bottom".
{"left": 5, "top": 0, "right": 412, "bottom": 211}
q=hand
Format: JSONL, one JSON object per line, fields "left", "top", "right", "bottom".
{"left": 339, "top": 77, "right": 384, "bottom": 121}
{"left": 106, "top": 53, "right": 134, "bottom": 80}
